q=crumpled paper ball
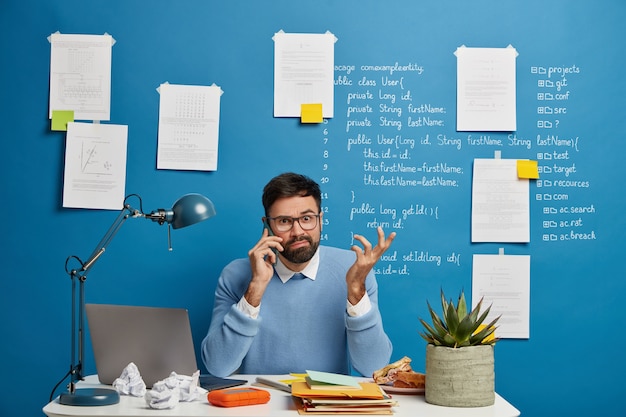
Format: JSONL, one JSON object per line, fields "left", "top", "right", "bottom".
{"left": 112, "top": 362, "right": 146, "bottom": 397}
{"left": 144, "top": 370, "right": 200, "bottom": 409}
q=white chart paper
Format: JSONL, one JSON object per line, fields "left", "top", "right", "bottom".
{"left": 455, "top": 45, "right": 517, "bottom": 131}
{"left": 273, "top": 31, "right": 336, "bottom": 118}
{"left": 471, "top": 158, "right": 530, "bottom": 243}
{"left": 63, "top": 122, "right": 128, "bottom": 210}
{"left": 472, "top": 253, "right": 530, "bottom": 339}
{"left": 49, "top": 33, "right": 113, "bottom": 121}
{"left": 157, "top": 83, "right": 222, "bottom": 171}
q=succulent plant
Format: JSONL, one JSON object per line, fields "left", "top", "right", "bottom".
{"left": 419, "top": 290, "right": 500, "bottom": 347}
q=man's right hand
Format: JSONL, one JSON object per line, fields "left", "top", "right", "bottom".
{"left": 244, "top": 228, "right": 283, "bottom": 307}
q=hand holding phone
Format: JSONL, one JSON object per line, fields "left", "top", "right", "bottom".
{"left": 245, "top": 221, "right": 284, "bottom": 307}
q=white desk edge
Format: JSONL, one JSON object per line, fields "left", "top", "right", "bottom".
{"left": 43, "top": 375, "right": 520, "bottom": 417}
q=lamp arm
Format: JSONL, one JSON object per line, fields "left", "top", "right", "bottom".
{"left": 64, "top": 199, "right": 142, "bottom": 392}
{"left": 74, "top": 204, "right": 142, "bottom": 277}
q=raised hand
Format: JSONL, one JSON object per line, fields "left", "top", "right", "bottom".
{"left": 346, "top": 226, "right": 396, "bottom": 305}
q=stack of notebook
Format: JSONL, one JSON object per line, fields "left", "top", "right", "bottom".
{"left": 290, "top": 371, "right": 397, "bottom": 415}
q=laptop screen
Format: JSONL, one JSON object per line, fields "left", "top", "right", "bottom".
{"left": 86, "top": 304, "right": 199, "bottom": 388}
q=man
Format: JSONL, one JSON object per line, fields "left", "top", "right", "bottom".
{"left": 201, "top": 172, "right": 396, "bottom": 377}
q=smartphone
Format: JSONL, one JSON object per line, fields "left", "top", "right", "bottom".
{"left": 263, "top": 219, "right": 278, "bottom": 259}
{"left": 263, "top": 219, "right": 274, "bottom": 236}
{"left": 199, "top": 375, "right": 247, "bottom": 391}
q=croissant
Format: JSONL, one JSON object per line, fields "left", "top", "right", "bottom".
{"left": 393, "top": 370, "right": 425, "bottom": 388}
{"left": 372, "top": 356, "right": 413, "bottom": 384}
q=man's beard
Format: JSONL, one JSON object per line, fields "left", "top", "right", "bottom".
{"left": 281, "top": 235, "right": 319, "bottom": 264}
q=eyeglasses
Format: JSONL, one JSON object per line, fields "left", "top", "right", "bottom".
{"left": 267, "top": 214, "right": 320, "bottom": 232}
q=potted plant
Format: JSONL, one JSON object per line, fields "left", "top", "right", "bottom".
{"left": 419, "top": 289, "right": 500, "bottom": 407}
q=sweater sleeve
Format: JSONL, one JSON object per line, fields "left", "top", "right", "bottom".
{"left": 345, "top": 273, "right": 393, "bottom": 377}
{"left": 201, "top": 259, "right": 260, "bottom": 377}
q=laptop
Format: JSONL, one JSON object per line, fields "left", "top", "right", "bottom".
{"left": 86, "top": 303, "right": 248, "bottom": 390}
{"left": 86, "top": 303, "right": 201, "bottom": 388}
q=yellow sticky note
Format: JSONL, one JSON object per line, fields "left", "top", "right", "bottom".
{"left": 517, "top": 159, "right": 539, "bottom": 179}
{"left": 51, "top": 110, "right": 74, "bottom": 131}
{"left": 301, "top": 103, "right": 323, "bottom": 123}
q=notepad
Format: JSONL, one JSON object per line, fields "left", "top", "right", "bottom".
{"left": 305, "top": 370, "right": 361, "bottom": 390}
{"left": 291, "top": 381, "right": 385, "bottom": 399}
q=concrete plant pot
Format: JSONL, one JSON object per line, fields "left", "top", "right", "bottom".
{"left": 425, "top": 344, "right": 495, "bottom": 407}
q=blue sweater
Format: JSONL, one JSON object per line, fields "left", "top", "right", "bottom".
{"left": 201, "top": 245, "right": 393, "bottom": 377}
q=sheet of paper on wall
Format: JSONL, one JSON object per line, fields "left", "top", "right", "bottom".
{"left": 472, "top": 252, "right": 530, "bottom": 339}
{"left": 471, "top": 158, "right": 530, "bottom": 242}
{"left": 62, "top": 122, "right": 128, "bottom": 210}
{"left": 48, "top": 32, "right": 114, "bottom": 122}
{"left": 273, "top": 30, "right": 336, "bottom": 118}
{"left": 157, "top": 83, "right": 222, "bottom": 171}
{"left": 455, "top": 45, "right": 518, "bottom": 131}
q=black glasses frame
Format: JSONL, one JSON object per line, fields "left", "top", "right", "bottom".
{"left": 266, "top": 214, "right": 321, "bottom": 232}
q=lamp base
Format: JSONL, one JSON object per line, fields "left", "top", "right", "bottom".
{"left": 59, "top": 387, "right": 120, "bottom": 406}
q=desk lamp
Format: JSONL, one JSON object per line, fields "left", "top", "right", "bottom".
{"left": 55, "top": 193, "right": 216, "bottom": 406}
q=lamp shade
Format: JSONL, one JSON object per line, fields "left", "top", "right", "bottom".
{"left": 170, "top": 193, "right": 216, "bottom": 229}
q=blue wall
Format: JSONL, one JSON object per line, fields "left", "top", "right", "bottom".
{"left": 1, "top": 1, "right": 625, "bottom": 416}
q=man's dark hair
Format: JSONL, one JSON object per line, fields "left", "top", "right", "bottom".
{"left": 262, "top": 172, "right": 321, "bottom": 216}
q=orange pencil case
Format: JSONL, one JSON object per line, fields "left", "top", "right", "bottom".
{"left": 208, "top": 387, "right": 271, "bottom": 407}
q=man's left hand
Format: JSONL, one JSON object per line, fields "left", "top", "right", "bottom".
{"left": 346, "top": 226, "right": 396, "bottom": 305}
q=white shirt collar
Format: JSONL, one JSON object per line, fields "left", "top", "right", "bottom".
{"left": 274, "top": 248, "right": 320, "bottom": 283}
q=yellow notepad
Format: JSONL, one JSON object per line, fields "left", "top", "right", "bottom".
{"left": 291, "top": 381, "right": 385, "bottom": 399}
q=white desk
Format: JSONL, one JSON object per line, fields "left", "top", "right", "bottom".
{"left": 44, "top": 375, "right": 520, "bottom": 417}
